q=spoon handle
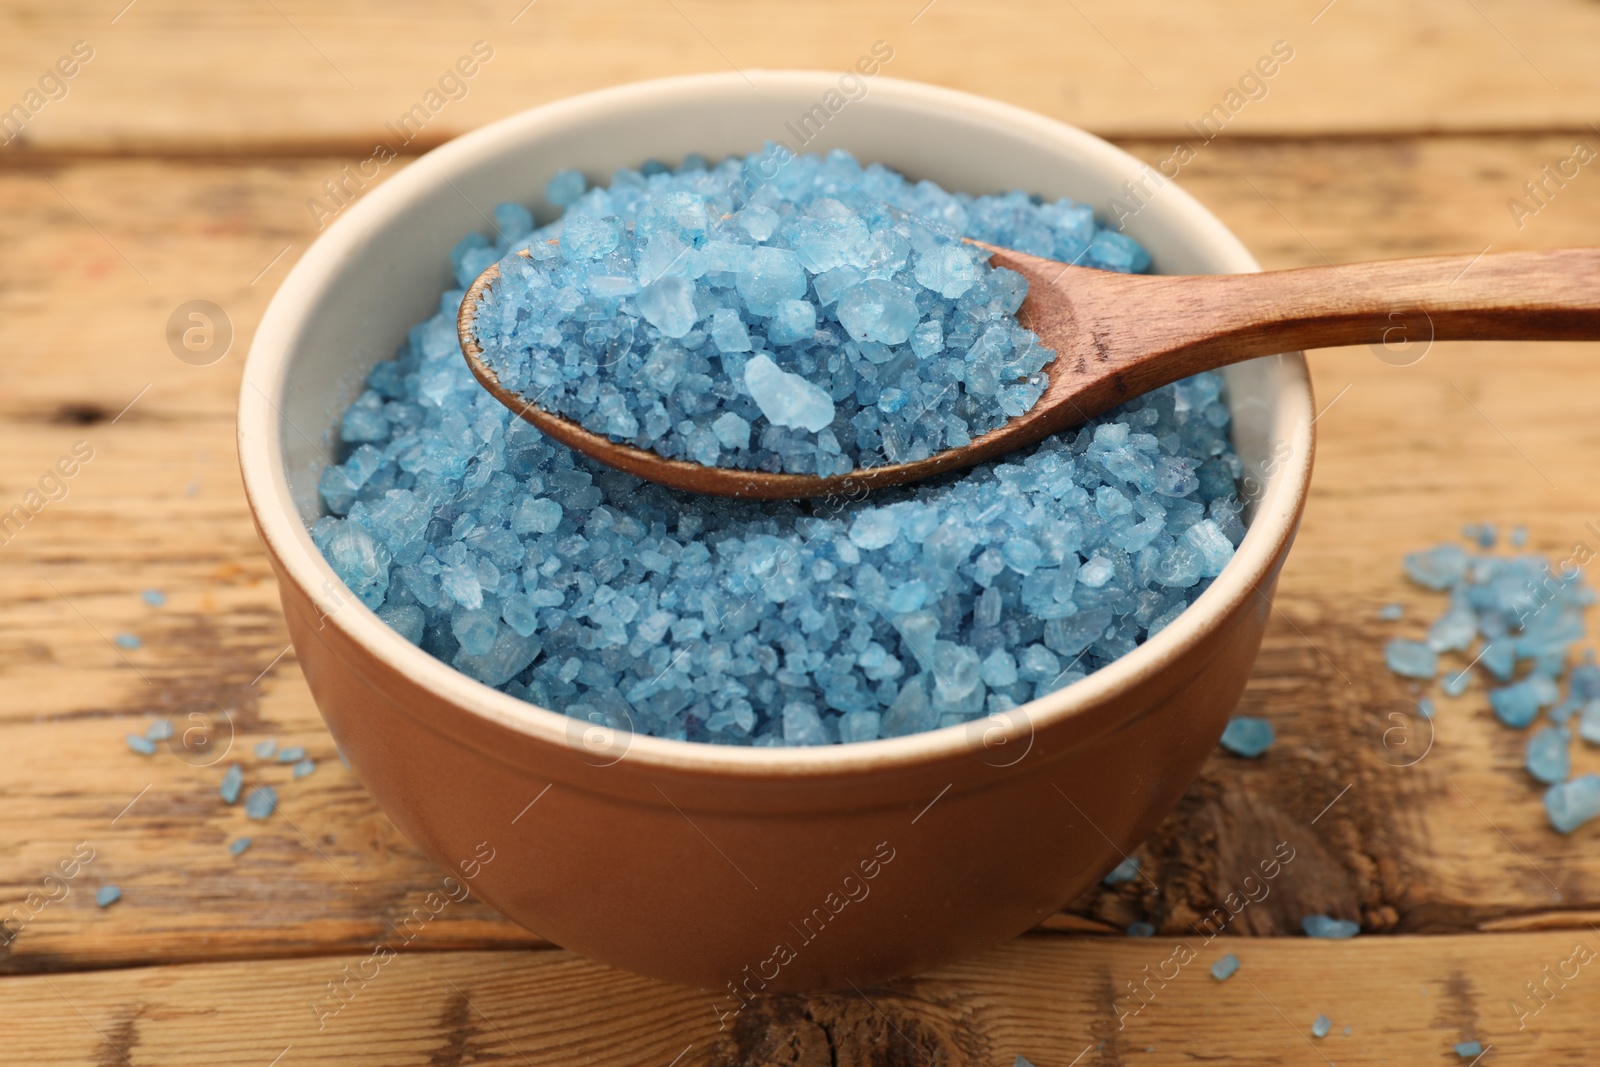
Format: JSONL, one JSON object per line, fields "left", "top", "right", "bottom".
{"left": 1103, "top": 248, "right": 1600, "bottom": 371}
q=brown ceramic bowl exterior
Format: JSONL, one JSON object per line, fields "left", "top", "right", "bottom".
{"left": 239, "top": 73, "right": 1314, "bottom": 994}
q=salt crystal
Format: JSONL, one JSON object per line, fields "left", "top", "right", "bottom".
{"left": 1545, "top": 774, "right": 1600, "bottom": 833}
{"left": 1385, "top": 639, "right": 1438, "bottom": 679}
{"left": 1301, "top": 914, "right": 1359, "bottom": 939}
{"left": 1219, "top": 716, "right": 1274, "bottom": 757}
{"left": 1210, "top": 953, "right": 1240, "bottom": 980}
{"left": 96, "top": 885, "right": 121, "bottom": 907}
{"left": 744, "top": 354, "right": 835, "bottom": 433}
{"left": 1311, "top": 1015, "right": 1332, "bottom": 1039}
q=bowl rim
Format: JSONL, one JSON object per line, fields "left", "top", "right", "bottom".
{"left": 238, "top": 70, "right": 1315, "bottom": 779}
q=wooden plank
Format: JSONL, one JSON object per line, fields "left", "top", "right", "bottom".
{"left": 3, "top": 0, "right": 1600, "bottom": 153}
{"left": 5, "top": 135, "right": 1600, "bottom": 971}
{"left": 10, "top": 934, "right": 1600, "bottom": 1065}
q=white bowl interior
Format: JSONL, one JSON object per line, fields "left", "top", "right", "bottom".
{"left": 241, "top": 72, "right": 1313, "bottom": 770}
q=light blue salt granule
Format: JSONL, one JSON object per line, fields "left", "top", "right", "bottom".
{"left": 1490, "top": 678, "right": 1545, "bottom": 728}
{"left": 744, "top": 353, "right": 835, "bottom": 432}
{"left": 1126, "top": 921, "right": 1155, "bottom": 937}
{"left": 1219, "top": 716, "right": 1274, "bottom": 757}
{"left": 1511, "top": 525, "right": 1528, "bottom": 548}
{"left": 1379, "top": 603, "right": 1404, "bottom": 621}
{"left": 1579, "top": 701, "right": 1600, "bottom": 743}
{"left": 229, "top": 837, "right": 252, "bottom": 857}
{"left": 95, "top": 885, "right": 121, "bottom": 907}
{"left": 1545, "top": 774, "right": 1600, "bottom": 833}
{"left": 1455, "top": 1040, "right": 1483, "bottom": 1059}
{"left": 1014, "top": 1058, "right": 1036, "bottom": 1067}
{"left": 141, "top": 589, "right": 166, "bottom": 606}
{"left": 1404, "top": 544, "right": 1469, "bottom": 590}
{"left": 1210, "top": 953, "right": 1240, "bottom": 980}
{"left": 293, "top": 758, "right": 317, "bottom": 779}
{"left": 1311, "top": 1015, "right": 1332, "bottom": 1039}
{"left": 1442, "top": 667, "right": 1473, "bottom": 698}
{"left": 277, "top": 746, "right": 307, "bottom": 763}
{"left": 545, "top": 168, "right": 586, "bottom": 207}
{"left": 126, "top": 733, "right": 155, "bottom": 756}
{"left": 145, "top": 719, "right": 173, "bottom": 742}
{"left": 308, "top": 155, "right": 1242, "bottom": 747}
{"left": 1385, "top": 638, "right": 1438, "bottom": 679}
{"left": 254, "top": 738, "right": 277, "bottom": 759}
{"left": 1418, "top": 697, "right": 1435, "bottom": 719}
{"left": 245, "top": 786, "right": 277, "bottom": 821}
{"left": 1103, "top": 856, "right": 1141, "bottom": 885}
{"left": 1302, "top": 914, "right": 1359, "bottom": 939}
{"left": 114, "top": 633, "right": 141, "bottom": 650}
{"left": 1525, "top": 725, "right": 1570, "bottom": 783}
{"left": 220, "top": 763, "right": 243, "bottom": 805}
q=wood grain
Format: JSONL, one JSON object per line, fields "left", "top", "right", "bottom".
{"left": 2, "top": 0, "right": 1600, "bottom": 154}
{"left": 12, "top": 934, "right": 1600, "bottom": 1065}
{"left": 5, "top": 130, "right": 1600, "bottom": 1038}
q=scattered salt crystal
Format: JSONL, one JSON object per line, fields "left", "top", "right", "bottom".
{"left": 1311, "top": 1015, "right": 1332, "bottom": 1039}
{"left": 220, "top": 764, "right": 243, "bottom": 804}
{"left": 229, "top": 837, "right": 252, "bottom": 857}
{"left": 245, "top": 786, "right": 277, "bottom": 821}
{"left": 1103, "top": 856, "right": 1141, "bottom": 885}
{"left": 1219, "top": 716, "right": 1274, "bottom": 757}
{"left": 126, "top": 734, "right": 156, "bottom": 756}
{"left": 277, "top": 746, "right": 307, "bottom": 763}
{"left": 145, "top": 719, "right": 173, "bottom": 742}
{"left": 1378, "top": 603, "right": 1404, "bottom": 621}
{"left": 114, "top": 633, "right": 141, "bottom": 650}
{"left": 1490, "top": 679, "right": 1544, "bottom": 728}
{"left": 1403, "top": 544, "right": 1468, "bottom": 590}
{"left": 1126, "top": 922, "right": 1155, "bottom": 937}
{"left": 254, "top": 738, "right": 277, "bottom": 759}
{"left": 1302, "top": 914, "right": 1359, "bottom": 939}
{"left": 96, "top": 885, "right": 121, "bottom": 907}
{"left": 1210, "top": 953, "right": 1240, "bottom": 980}
{"left": 141, "top": 589, "right": 165, "bottom": 606}
{"left": 1545, "top": 774, "right": 1600, "bottom": 833}
{"left": 293, "top": 758, "right": 316, "bottom": 779}
{"left": 1455, "top": 1040, "right": 1483, "bottom": 1059}
{"left": 1525, "top": 725, "right": 1570, "bottom": 783}
{"left": 1385, "top": 639, "right": 1438, "bottom": 679}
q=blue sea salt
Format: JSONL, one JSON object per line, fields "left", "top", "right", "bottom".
{"left": 293, "top": 758, "right": 317, "bottom": 779}
{"left": 307, "top": 158, "right": 1243, "bottom": 747}
{"left": 254, "top": 738, "right": 277, "bottom": 759}
{"left": 126, "top": 734, "right": 155, "bottom": 756}
{"left": 1378, "top": 602, "right": 1403, "bottom": 620}
{"left": 277, "top": 745, "right": 307, "bottom": 763}
{"left": 1302, "top": 914, "right": 1359, "bottom": 939}
{"left": 1490, "top": 679, "right": 1544, "bottom": 728}
{"left": 744, "top": 354, "right": 835, "bottom": 432}
{"left": 1545, "top": 774, "right": 1600, "bottom": 833}
{"left": 469, "top": 150, "right": 1115, "bottom": 477}
{"left": 141, "top": 589, "right": 165, "bottom": 606}
{"left": 1126, "top": 921, "right": 1155, "bottom": 937}
{"left": 1385, "top": 639, "right": 1437, "bottom": 679}
{"left": 1454, "top": 1040, "right": 1483, "bottom": 1059}
{"left": 229, "top": 837, "right": 252, "bottom": 857}
{"left": 145, "top": 719, "right": 172, "bottom": 742}
{"left": 1210, "top": 953, "right": 1241, "bottom": 981}
{"left": 1403, "top": 544, "right": 1469, "bottom": 590}
{"left": 1219, "top": 716, "right": 1274, "bottom": 757}
{"left": 1103, "top": 856, "right": 1141, "bottom": 885}
{"left": 1526, "top": 725, "right": 1570, "bottom": 783}
{"left": 114, "top": 633, "right": 141, "bottom": 650}
{"left": 220, "top": 763, "right": 243, "bottom": 804}
{"left": 245, "top": 786, "right": 277, "bottom": 820}
{"left": 96, "top": 885, "right": 121, "bottom": 908}
{"left": 1311, "top": 1015, "right": 1332, "bottom": 1039}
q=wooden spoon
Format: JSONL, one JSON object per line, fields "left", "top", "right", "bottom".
{"left": 459, "top": 244, "right": 1600, "bottom": 500}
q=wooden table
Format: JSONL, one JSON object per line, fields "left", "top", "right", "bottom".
{"left": 6, "top": 1, "right": 1600, "bottom": 1062}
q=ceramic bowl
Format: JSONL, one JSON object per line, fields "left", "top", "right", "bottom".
{"left": 238, "top": 71, "right": 1313, "bottom": 994}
